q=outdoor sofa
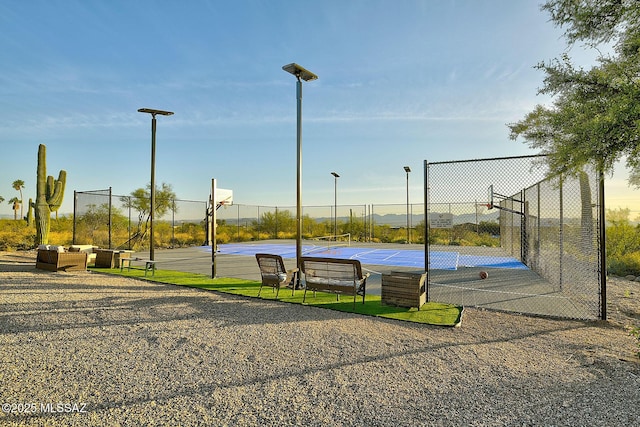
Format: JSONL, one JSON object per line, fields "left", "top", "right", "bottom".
{"left": 35, "top": 245, "right": 88, "bottom": 272}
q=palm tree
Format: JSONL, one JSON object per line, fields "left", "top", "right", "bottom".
{"left": 12, "top": 179, "right": 25, "bottom": 219}
{"left": 8, "top": 197, "right": 20, "bottom": 220}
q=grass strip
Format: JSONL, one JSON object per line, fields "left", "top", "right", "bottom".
{"left": 93, "top": 267, "right": 463, "bottom": 327}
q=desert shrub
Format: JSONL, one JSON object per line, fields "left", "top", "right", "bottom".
{"left": 277, "top": 231, "right": 296, "bottom": 240}
{"left": 48, "top": 230, "right": 73, "bottom": 246}
{"left": 605, "top": 208, "right": 640, "bottom": 276}
{"left": 607, "top": 251, "right": 640, "bottom": 277}
{"left": 0, "top": 219, "right": 35, "bottom": 250}
{"left": 232, "top": 229, "right": 254, "bottom": 242}
{"left": 216, "top": 231, "right": 231, "bottom": 244}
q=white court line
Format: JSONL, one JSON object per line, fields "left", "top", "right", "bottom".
{"left": 383, "top": 251, "right": 401, "bottom": 261}
{"left": 302, "top": 245, "right": 327, "bottom": 255}
{"left": 429, "top": 282, "right": 569, "bottom": 299}
{"left": 363, "top": 267, "right": 382, "bottom": 275}
{"left": 349, "top": 248, "right": 380, "bottom": 260}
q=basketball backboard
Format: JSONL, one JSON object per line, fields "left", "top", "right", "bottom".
{"left": 214, "top": 188, "right": 233, "bottom": 206}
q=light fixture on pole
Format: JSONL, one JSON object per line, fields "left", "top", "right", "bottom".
{"left": 404, "top": 166, "right": 411, "bottom": 243}
{"left": 282, "top": 63, "right": 318, "bottom": 273}
{"left": 331, "top": 172, "right": 339, "bottom": 240}
{"left": 138, "top": 108, "right": 174, "bottom": 261}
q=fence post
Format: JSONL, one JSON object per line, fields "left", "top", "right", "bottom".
{"left": 73, "top": 191, "right": 77, "bottom": 245}
{"left": 171, "top": 198, "right": 175, "bottom": 248}
{"left": 559, "top": 176, "right": 564, "bottom": 288}
{"left": 424, "top": 159, "right": 429, "bottom": 298}
{"left": 599, "top": 169, "right": 607, "bottom": 320}
{"left": 108, "top": 187, "right": 112, "bottom": 249}
{"left": 128, "top": 197, "right": 132, "bottom": 250}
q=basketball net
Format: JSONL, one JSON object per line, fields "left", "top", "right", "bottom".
{"left": 476, "top": 203, "right": 489, "bottom": 215}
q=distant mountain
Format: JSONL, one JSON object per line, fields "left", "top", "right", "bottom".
{"left": 308, "top": 211, "right": 500, "bottom": 227}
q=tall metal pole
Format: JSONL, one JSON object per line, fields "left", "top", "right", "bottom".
{"left": 331, "top": 172, "right": 339, "bottom": 240}
{"left": 73, "top": 190, "right": 77, "bottom": 245}
{"left": 211, "top": 179, "right": 217, "bottom": 278}
{"left": 108, "top": 186, "right": 112, "bottom": 250}
{"left": 296, "top": 77, "right": 303, "bottom": 269}
{"left": 282, "top": 63, "right": 317, "bottom": 272}
{"left": 404, "top": 166, "right": 411, "bottom": 243}
{"left": 138, "top": 108, "right": 173, "bottom": 260}
{"left": 150, "top": 115, "right": 156, "bottom": 261}
{"left": 334, "top": 175, "right": 337, "bottom": 239}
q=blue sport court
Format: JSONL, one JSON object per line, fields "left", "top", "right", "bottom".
{"left": 216, "top": 242, "right": 527, "bottom": 270}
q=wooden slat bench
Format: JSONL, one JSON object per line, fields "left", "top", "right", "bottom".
{"left": 300, "top": 256, "right": 369, "bottom": 309}
{"left": 120, "top": 257, "right": 158, "bottom": 277}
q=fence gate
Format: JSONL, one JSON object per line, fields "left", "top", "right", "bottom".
{"left": 425, "top": 155, "right": 605, "bottom": 320}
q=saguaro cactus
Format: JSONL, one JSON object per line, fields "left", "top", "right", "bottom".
{"left": 33, "top": 144, "right": 66, "bottom": 245}
{"left": 26, "top": 198, "right": 34, "bottom": 226}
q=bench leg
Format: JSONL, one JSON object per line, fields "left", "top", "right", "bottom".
{"left": 120, "top": 259, "right": 132, "bottom": 272}
{"left": 144, "top": 262, "right": 156, "bottom": 277}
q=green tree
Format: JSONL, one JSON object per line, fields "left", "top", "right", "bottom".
{"left": 77, "top": 203, "right": 110, "bottom": 243}
{"left": 8, "top": 197, "right": 20, "bottom": 220}
{"left": 12, "top": 179, "right": 24, "bottom": 219}
{"left": 508, "top": 0, "right": 640, "bottom": 181}
{"left": 119, "top": 183, "right": 177, "bottom": 245}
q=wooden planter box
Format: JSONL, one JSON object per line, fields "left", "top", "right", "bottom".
{"left": 381, "top": 271, "right": 427, "bottom": 309}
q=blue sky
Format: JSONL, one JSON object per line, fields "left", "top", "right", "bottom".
{"left": 0, "top": 0, "right": 635, "bottom": 216}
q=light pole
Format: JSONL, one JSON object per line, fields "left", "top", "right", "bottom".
{"left": 404, "top": 166, "right": 411, "bottom": 243}
{"left": 331, "top": 172, "right": 339, "bottom": 240}
{"left": 282, "top": 63, "right": 318, "bottom": 271}
{"left": 138, "top": 108, "right": 174, "bottom": 261}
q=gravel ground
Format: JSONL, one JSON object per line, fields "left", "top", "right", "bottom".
{"left": 1, "top": 251, "right": 638, "bottom": 426}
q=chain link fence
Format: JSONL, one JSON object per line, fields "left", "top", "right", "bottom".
{"left": 426, "top": 155, "right": 605, "bottom": 320}
{"left": 215, "top": 203, "right": 424, "bottom": 243}
{"left": 73, "top": 189, "right": 207, "bottom": 250}
{"left": 74, "top": 189, "right": 423, "bottom": 249}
